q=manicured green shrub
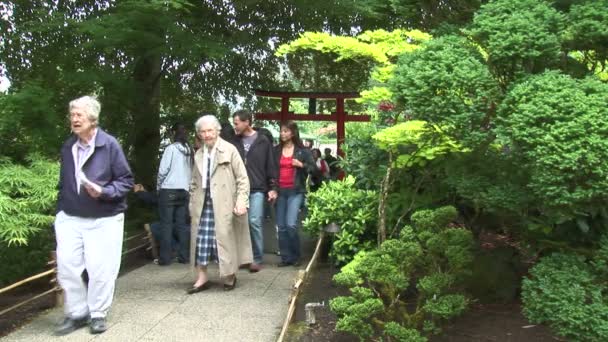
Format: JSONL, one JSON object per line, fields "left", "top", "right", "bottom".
{"left": 391, "top": 35, "right": 500, "bottom": 147}
{"left": 497, "top": 71, "right": 608, "bottom": 227}
{"left": 303, "top": 176, "right": 377, "bottom": 265}
{"left": 467, "top": 0, "right": 565, "bottom": 84}
{"left": 330, "top": 206, "right": 473, "bottom": 341}
{"left": 522, "top": 239, "right": 608, "bottom": 341}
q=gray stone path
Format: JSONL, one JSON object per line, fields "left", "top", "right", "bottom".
{"left": 2, "top": 254, "right": 299, "bottom": 342}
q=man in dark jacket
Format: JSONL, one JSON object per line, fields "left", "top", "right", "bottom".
{"left": 54, "top": 96, "right": 133, "bottom": 336}
{"left": 232, "top": 109, "right": 278, "bottom": 272}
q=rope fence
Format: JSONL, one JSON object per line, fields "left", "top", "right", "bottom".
{"left": 0, "top": 230, "right": 151, "bottom": 319}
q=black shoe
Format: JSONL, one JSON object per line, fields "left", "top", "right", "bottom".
{"left": 277, "top": 261, "right": 292, "bottom": 267}
{"left": 223, "top": 277, "right": 237, "bottom": 291}
{"left": 187, "top": 281, "right": 211, "bottom": 294}
{"left": 89, "top": 317, "right": 107, "bottom": 334}
{"left": 54, "top": 316, "right": 89, "bottom": 336}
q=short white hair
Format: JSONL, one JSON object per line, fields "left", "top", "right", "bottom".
{"left": 195, "top": 115, "right": 221, "bottom": 132}
{"left": 69, "top": 96, "right": 100, "bottom": 124}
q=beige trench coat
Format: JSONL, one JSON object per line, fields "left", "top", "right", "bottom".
{"left": 189, "top": 138, "right": 252, "bottom": 277}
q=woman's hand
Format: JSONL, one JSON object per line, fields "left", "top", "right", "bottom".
{"left": 291, "top": 159, "right": 303, "bottom": 168}
{"left": 233, "top": 205, "right": 248, "bottom": 216}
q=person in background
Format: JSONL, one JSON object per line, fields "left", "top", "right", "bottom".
{"left": 256, "top": 127, "right": 276, "bottom": 146}
{"left": 132, "top": 183, "right": 179, "bottom": 262}
{"left": 188, "top": 115, "right": 252, "bottom": 293}
{"left": 54, "top": 95, "right": 133, "bottom": 335}
{"left": 302, "top": 138, "right": 314, "bottom": 149}
{"left": 220, "top": 121, "right": 236, "bottom": 144}
{"left": 310, "top": 148, "right": 330, "bottom": 192}
{"left": 274, "top": 121, "right": 315, "bottom": 267}
{"left": 232, "top": 110, "right": 278, "bottom": 273}
{"left": 323, "top": 147, "right": 339, "bottom": 179}
{"left": 157, "top": 123, "right": 193, "bottom": 265}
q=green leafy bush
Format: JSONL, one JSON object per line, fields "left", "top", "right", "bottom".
{"left": 0, "top": 155, "right": 59, "bottom": 245}
{"left": 303, "top": 176, "right": 377, "bottom": 265}
{"left": 373, "top": 120, "right": 468, "bottom": 169}
{"left": 0, "top": 155, "right": 59, "bottom": 286}
{"left": 342, "top": 123, "right": 388, "bottom": 191}
{"left": 522, "top": 239, "right": 608, "bottom": 341}
{"left": 330, "top": 206, "right": 474, "bottom": 341}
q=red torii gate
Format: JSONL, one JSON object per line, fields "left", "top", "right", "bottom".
{"left": 253, "top": 89, "right": 371, "bottom": 157}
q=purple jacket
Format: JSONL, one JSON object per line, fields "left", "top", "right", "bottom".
{"left": 57, "top": 128, "right": 134, "bottom": 218}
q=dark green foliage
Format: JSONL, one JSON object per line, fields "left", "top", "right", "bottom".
{"left": 330, "top": 206, "right": 473, "bottom": 340}
{"left": 303, "top": 176, "right": 377, "bottom": 265}
{"left": 354, "top": 0, "right": 484, "bottom": 31}
{"left": 564, "top": 0, "right": 608, "bottom": 72}
{"left": 468, "top": 0, "right": 565, "bottom": 85}
{"left": 522, "top": 241, "right": 608, "bottom": 341}
{"left": 465, "top": 247, "right": 523, "bottom": 303}
{"left": 391, "top": 35, "right": 500, "bottom": 147}
{"left": 0, "top": 229, "right": 55, "bottom": 287}
{"left": 341, "top": 123, "right": 388, "bottom": 191}
{"left": 443, "top": 150, "right": 532, "bottom": 215}
{"left": 497, "top": 71, "right": 608, "bottom": 217}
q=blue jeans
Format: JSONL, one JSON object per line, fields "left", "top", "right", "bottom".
{"left": 158, "top": 189, "right": 190, "bottom": 265}
{"left": 249, "top": 192, "right": 265, "bottom": 264}
{"left": 150, "top": 222, "right": 178, "bottom": 253}
{"left": 276, "top": 189, "right": 304, "bottom": 264}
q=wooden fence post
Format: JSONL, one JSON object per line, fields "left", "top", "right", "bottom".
{"left": 49, "top": 251, "right": 63, "bottom": 307}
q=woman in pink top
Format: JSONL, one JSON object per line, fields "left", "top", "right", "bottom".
{"left": 273, "top": 121, "right": 315, "bottom": 267}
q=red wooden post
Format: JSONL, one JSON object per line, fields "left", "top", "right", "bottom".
{"left": 335, "top": 98, "right": 346, "bottom": 158}
{"left": 281, "top": 96, "right": 290, "bottom": 122}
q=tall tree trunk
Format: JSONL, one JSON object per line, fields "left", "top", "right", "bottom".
{"left": 131, "top": 52, "right": 161, "bottom": 188}
{"left": 378, "top": 151, "right": 393, "bottom": 246}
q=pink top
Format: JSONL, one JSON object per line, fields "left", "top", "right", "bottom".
{"left": 279, "top": 155, "right": 295, "bottom": 189}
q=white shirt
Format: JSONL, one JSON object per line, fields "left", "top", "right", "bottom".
{"left": 201, "top": 144, "right": 216, "bottom": 190}
{"left": 71, "top": 129, "right": 98, "bottom": 194}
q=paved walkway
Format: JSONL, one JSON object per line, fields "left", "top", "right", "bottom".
{"left": 3, "top": 253, "right": 299, "bottom": 342}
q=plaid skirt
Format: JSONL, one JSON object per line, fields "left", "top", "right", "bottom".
{"left": 195, "top": 189, "right": 218, "bottom": 266}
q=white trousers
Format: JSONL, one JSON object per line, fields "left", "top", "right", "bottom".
{"left": 54, "top": 211, "right": 124, "bottom": 319}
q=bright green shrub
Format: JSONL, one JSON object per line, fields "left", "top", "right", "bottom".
{"left": 522, "top": 239, "right": 608, "bottom": 341}
{"left": 372, "top": 120, "right": 468, "bottom": 169}
{"left": 0, "top": 155, "right": 59, "bottom": 286}
{"left": 0, "top": 155, "right": 59, "bottom": 246}
{"left": 330, "top": 206, "right": 474, "bottom": 341}
{"left": 303, "top": 176, "right": 377, "bottom": 265}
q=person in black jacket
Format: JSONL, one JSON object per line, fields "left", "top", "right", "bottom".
{"left": 232, "top": 109, "right": 278, "bottom": 272}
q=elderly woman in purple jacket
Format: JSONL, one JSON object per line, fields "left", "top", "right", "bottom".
{"left": 53, "top": 96, "right": 133, "bottom": 336}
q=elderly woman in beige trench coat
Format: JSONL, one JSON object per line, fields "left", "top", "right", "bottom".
{"left": 187, "top": 115, "right": 252, "bottom": 293}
